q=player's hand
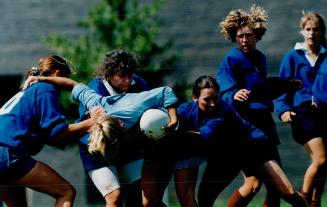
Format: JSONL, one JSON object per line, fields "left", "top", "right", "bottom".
{"left": 162, "top": 107, "right": 178, "bottom": 132}
{"left": 234, "top": 89, "right": 250, "bottom": 102}
{"left": 23, "top": 76, "right": 39, "bottom": 90}
{"left": 280, "top": 111, "right": 296, "bottom": 123}
{"left": 90, "top": 105, "right": 106, "bottom": 121}
{"left": 288, "top": 79, "right": 303, "bottom": 91}
{"left": 163, "top": 119, "right": 178, "bottom": 132}
{"left": 311, "top": 96, "right": 319, "bottom": 108}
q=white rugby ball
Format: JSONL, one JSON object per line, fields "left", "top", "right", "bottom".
{"left": 140, "top": 109, "right": 170, "bottom": 140}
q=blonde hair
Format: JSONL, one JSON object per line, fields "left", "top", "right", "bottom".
{"left": 88, "top": 115, "right": 122, "bottom": 161}
{"left": 25, "top": 55, "right": 72, "bottom": 79}
{"left": 300, "top": 11, "right": 327, "bottom": 48}
{"left": 219, "top": 5, "right": 268, "bottom": 42}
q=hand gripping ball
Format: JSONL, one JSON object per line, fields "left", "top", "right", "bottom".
{"left": 140, "top": 109, "right": 170, "bottom": 140}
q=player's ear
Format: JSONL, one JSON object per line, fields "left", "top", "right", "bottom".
{"left": 192, "top": 95, "right": 198, "bottom": 102}
{"left": 53, "top": 70, "right": 61, "bottom": 77}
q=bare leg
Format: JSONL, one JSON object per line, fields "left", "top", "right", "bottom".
{"left": 15, "top": 161, "right": 76, "bottom": 207}
{"left": 123, "top": 179, "right": 142, "bottom": 207}
{"left": 260, "top": 160, "right": 309, "bottom": 207}
{"left": 263, "top": 184, "right": 281, "bottom": 207}
{"left": 239, "top": 174, "right": 261, "bottom": 199}
{"left": 227, "top": 174, "right": 261, "bottom": 207}
{"left": 141, "top": 159, "right": 173, "bottom": 207}
{"left": 0, "top": 185, "right": 27, "bottom": 207}
{"left": 198, "top": 162, "right": 239, "bottom": 207}
{"left": 302, "top": 137, "right": 327, "bottom": 205}
{"left": 104, "top": 189, "right": 122, "bottom": 207}
{"left": 174, "top": 167, "right": 199, "bottom": 207}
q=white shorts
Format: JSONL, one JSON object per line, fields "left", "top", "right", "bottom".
{"left": 88, "top": 159, "right": 143, "bottom": 197}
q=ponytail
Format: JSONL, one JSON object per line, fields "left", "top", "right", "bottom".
{"left": 88, "top": 116, "right": 122, "bottom": 162}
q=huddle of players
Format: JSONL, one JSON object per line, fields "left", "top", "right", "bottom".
{"left": 1, "top": 4, "right": 327, "bottom": 207}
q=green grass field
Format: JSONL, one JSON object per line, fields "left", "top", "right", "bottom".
{"left": 165, "top": 163, "right": 326, "bottom": 207}
{"left": 167, "top": 183, "right": 327, "bottom": 207}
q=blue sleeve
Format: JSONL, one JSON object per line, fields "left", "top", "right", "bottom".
{"left": 198, "top": 118, "right": 224, "bottom": 141}
{"left": 72, "top": 83, "right": 112, "bottom": 111}
{"left": 216, "top": 56, "right": 238, "bottom": 105}
{"left": 78, "top": 78, "right": 106, "bottom": 118}
{"left": 36, "top": 90, "right": 68, "bottom": 141}
{"left": 274, "top": 51, "right": 294, "bottom": 118}
{"left": 312, "top": 61, "right": 327, "bottom": 105}
{"left": 135, "top": 86, "right": 179, "bottom": 109}
{"left": 159, "top": 86, "right": 179, "bottom": 107}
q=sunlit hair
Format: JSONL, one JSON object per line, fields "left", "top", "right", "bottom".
{"left": 219, "top": 5, "right": 268, "bottom": 42}
{"left": 193, "top": 75, "right": 220, "bottom": 98}
{"left": 25, "top": 55, "right": 71, "bottom": 79}
{"left": 88, "top": 115, "right": 122, "bottom": 161}
{"left": 300, "top": 11, "right": 327, "bottom": 48}
{"left": 96, "top": 49, "right": 137, "bottom": 79}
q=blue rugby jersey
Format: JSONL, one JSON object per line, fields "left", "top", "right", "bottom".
{"left": 0, "top": 82, "right": 68, "bottom": 155}
{"left": 274, "top": 44, "right": 327, "bottom": 117}
{"left": 216, "top": 48, "right": 273, "bottom": 111}
{"left": 312, "top": 59, "right": 327, "bottom": 105}
{"left": 177, "top": 100, "right": 267, "bottom": 142}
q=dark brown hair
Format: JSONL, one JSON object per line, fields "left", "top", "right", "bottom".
{"left": 96, "top": 49, "right": 137, "bottom": 79}
{"left": 192, "top": 75, "right": 220, "bottom": 98}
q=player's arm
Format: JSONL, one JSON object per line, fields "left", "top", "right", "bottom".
{"left": 23, "top": 76, "right": 79, "bottom": 90}
{"left": 164, "top": 106, "right": 178, "bottom": 130}
{"left": 54, "top": 106, "right": 105, "bottom": 146}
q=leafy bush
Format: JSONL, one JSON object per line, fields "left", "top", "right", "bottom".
{"left": 42, "top": 0, "right": 179, "bottom": 118}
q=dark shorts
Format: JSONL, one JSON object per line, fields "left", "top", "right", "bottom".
{"left": 79, "top": 123, "right": 146, "bottom": 171}
{"left": 236, "top": 108, "right": 282, "bottom": 165}
{"left": 291, "top": 103, "right": 327, "bottom": 145}
{"left": 143, "top": 131, "right": 204, "bottom": 164}
{"left": 205, "top": 138, "right": 277, "bottom": 178}
{"left": 0, "top": 145, "right": 37, "bottom": 184}
{"left": 78, "top": 141, "right": 145, "bottom": 171}
{"left": 237, "top": 108, "right": 280, "bottom": 145}
{"left": 78, "top": 143, "right": 111, "bottom": 171}
{"left": 240, "top": 139, "right": 279, "bottom": 176}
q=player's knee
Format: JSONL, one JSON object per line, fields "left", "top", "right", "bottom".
{"left": 104, "top": 189, "right": 121, "bottom": 206}
{"left": 142, "top": 195, "right": 162, "bottom": 207}
{"left": 315, "top": 156, "right": 327, "bottom": 168}
{"left": 242, "top": 179, "right": 262, "bottom": 194}
{"left": 54, "top": 184, "right": 76, "bottom": 201}
{"left": 281, "top": 186, "right": 297, "bottom": 198}
{"left": 250, "top": 180, "right": 261, "bottom": 193}
{"left": 64, "top": 184, "right": 76, "bottom": 199}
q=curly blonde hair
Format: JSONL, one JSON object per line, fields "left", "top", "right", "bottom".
{"left": 88, "top": 115, "right": 123, "bottom": 162}
{"left": 219, "top": 5, "right": 268, "bottom": 42}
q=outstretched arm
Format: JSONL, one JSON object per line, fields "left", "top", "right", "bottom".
{"left": 54, "top": 106, "right": 106, "bottom": 147}
{"left": 23, "top": 76, "right": 79, "bottom": 90}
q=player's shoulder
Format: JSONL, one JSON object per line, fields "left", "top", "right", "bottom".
{"left": 27, "top": 82, "right": 58, "bottom": 95}
{"left": 177, "top": 101, "right": 197, "bottom": 115}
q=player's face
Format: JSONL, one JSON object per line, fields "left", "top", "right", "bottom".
{"left": 301, "top": 20, "right": 322, "bottom": 46}
{"left": 193, "top": 88, "right": 219, "bottom": 114}
{"left": 107, "top": 73, "right": 133, "bottom": 92}
{"left": 236, "top": 25, "right": 256, "bottom": 53}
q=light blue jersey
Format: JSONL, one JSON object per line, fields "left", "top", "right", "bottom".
{"left": 72, "top": 84, "right": 178, "bottom": 144}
